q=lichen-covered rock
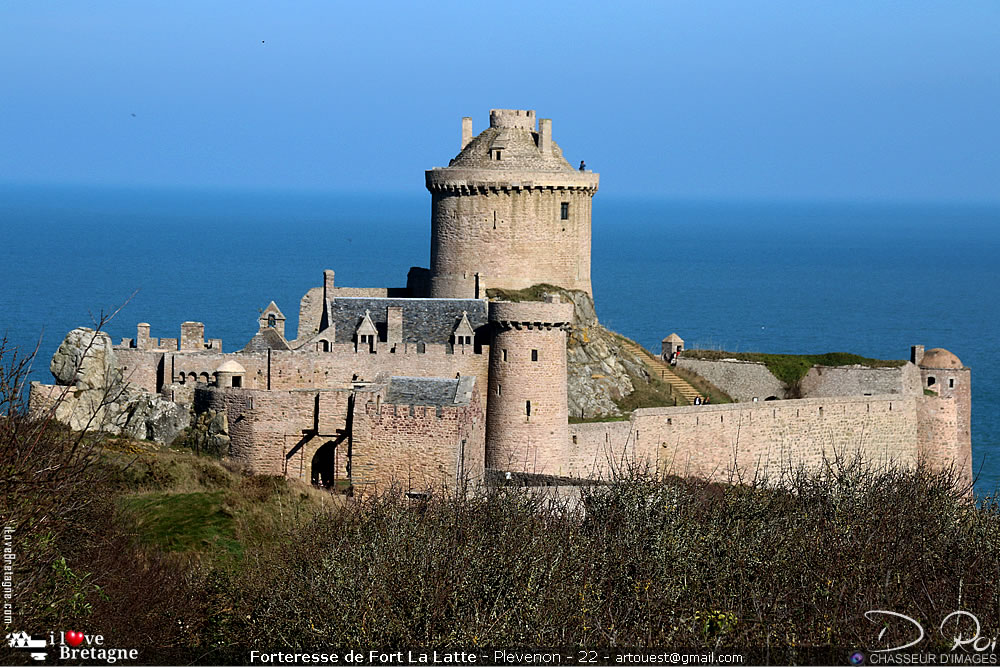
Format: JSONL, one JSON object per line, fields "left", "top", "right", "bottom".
{"left": 175, "top": 410, "right": 230, "bottom": 457}
{"left": 37, "top": 328, "right": 191, "bottom": 444}
{"left": 50, "top": 327, "right": 119, "bottom": 389}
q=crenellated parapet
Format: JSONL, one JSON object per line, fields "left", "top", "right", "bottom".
{"left": 487, "top": 300, "right": 575, "bottom": 331}
{"left": 425, "top": 168, "right": 599, "bottom": 195}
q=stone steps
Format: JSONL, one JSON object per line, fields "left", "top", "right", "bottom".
{"left": 620, "top": 339, "right": 703, "bottom": 404}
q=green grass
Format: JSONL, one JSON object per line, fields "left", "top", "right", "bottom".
{"left": 614, "top": 372, "right": 683, "bottom": 412}
{"left": 486, "top": 283, "right": 566, "bottom": 302}
{"left": 101, "top": 443, "right": 335, "bottom": 563}
{"left": 683, "top": 350, "right": 906, "bottom": 386}
{"left": 122, "top": 490, "right": 242, "bottom": 555}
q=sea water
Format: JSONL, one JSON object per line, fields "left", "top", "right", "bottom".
{"left": 2, "top": 185, "right": 997, "bottom": 492}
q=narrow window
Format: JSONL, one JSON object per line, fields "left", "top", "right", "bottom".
{"left": 531, "top": 349, "right": 538, "bottom": 361}
{"left": 949, "top": 378, "right": 955, "bottom": 388}
{"left": 560, "top": 202, "right": 569, "bottom": 220}
{"left": 572, "top": 435, "right": 578, "bottom": 444}
{"left": 497, "top": 384, "right": 502, "bottom": 396}
{"left": 267, "top": 314, "right": 276, "bottom": 328}
{"left": 525, "top": 400, "right": 531, "bottom": 417}
{"left": 502, "top": 349, "right": 508, "bottom": 362}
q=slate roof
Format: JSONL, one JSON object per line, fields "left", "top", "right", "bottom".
{"left": 384, "top": 376, "right": 476, "bottom": 407}
{"left": 241, "top": 327, "right": 291, "bottom": 353}
{"left": 325, "top": 297, "right": 487, "bottom": 345}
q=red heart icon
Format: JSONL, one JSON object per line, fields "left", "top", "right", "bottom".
{"left": 65, "top": 631, "right": 84, "bottom": 647}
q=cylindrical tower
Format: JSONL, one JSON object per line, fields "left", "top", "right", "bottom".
{"left": 426, "top": 109, "right": 599, "bottom": 299}
{"left": 485, "top": 300, "right": 574, "bottom": 476}
{"left": 915, "top": 348, "right": 972, "bottom": 487}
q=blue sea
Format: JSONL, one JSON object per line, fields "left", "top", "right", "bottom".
{"left": 2, "top": 184, "right": 998, "bottom": 492}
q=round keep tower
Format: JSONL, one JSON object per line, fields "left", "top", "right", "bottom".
{"left": 426, "top": 109, "right": 600, "bottom": 299}
{"left": 485, "top": 299, "right": 574, "bottom": 476}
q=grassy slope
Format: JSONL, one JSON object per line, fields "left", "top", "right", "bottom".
{"left": 99, "top": 440, "right": 335, "bottom": 564}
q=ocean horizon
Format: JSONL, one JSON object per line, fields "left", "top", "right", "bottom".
{"left": 3, "top": 183, "right": 997, "bottom": 492}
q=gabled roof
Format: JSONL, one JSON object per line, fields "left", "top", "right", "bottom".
{"left": 356, "top": 310, "right": 378, "bottom": 336}
{"left": 453, "top": 311, "right": 475, "bottom": 338}
{"left": 261, "top": 301, "right": 285, "bottom": 321}
{"left": 241, "top": 327, "right": 290, "bottom": 353}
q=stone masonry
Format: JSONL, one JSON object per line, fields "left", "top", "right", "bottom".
{"left": 29, "top": 108, "right": 973, "bottom": 494}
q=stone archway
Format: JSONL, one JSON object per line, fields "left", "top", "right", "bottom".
{"left": 311, "top": 440, "right": 339, "bottom": 489}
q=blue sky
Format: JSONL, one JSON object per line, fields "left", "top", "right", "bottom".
{"left": 1, "top": 1, "right": 998, "bottom": 201}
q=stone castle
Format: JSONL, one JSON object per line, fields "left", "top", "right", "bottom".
{"left": 29, "top": 109, "right": 973, "bottom": 492}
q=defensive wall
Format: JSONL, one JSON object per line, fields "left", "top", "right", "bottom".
{"left": 195, "top": 378, "right": 485, "bottom": 494}
{"left": 568, "top": 393, "right": 970, "bottom": 483}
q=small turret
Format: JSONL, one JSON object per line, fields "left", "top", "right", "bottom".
{"left": 485, "top": 299, "right": 574, "bottom": 476}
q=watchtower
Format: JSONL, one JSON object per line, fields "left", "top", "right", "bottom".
{"left": 426, "top": 109, "right": 599, "bottom": 299}
{"left": 485, "top": 299, "right": 574, "bottom": 476}
{"left": 915, "top": 347, "right": 972, "bottom": 486}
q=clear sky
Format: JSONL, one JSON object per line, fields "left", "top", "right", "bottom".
{"left": 2, "top": 1, "right": 998, "bottom": 202}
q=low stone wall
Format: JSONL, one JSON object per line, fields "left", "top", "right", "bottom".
{"left": 799, "top": 363, "right": 919, "bottom": 398}
{"left": 676, "top": 357, "right": 785, "bottom": 401}
{"left": 676, "top": 357, "right": 919, "bottom": 402}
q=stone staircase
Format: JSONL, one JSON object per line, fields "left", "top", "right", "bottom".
{"left": 620, "top": 339, "right": 703, "bottom": 405}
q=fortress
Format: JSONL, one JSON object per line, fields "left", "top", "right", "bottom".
{"left": 29, "top": 109, "right": 973, "bottom": 492}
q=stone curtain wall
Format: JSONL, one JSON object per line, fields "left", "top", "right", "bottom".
{"left": 166, "top": 344, "right": 488, "bottom": 393}
{"left": 567, "top": 420, "right": 633, "bottom": 479}
{"left": 351, "top": 389, "right": 485, "bottom": 494}
{"left": 115, "top": 349, "right": 164, "bottom": 394}
{"left": 568, "top": 395, "right": 922, "bottom": 483}
{"left": 429, "top": 188, "right": 593, "bottom": 298}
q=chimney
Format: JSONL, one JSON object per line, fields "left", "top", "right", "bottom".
{"left": 136, "top": 323, "right": 151, "bottom": 349}
{"left": 387, "top": 306, "right": 403, "bottom": 346}
{"left": 538, "top": 118, "right": 552, "bottom": 154}
{"left": 461, "top": 117, "right": 473, "bottom": 150}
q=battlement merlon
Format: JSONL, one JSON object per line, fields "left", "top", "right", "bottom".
{"left": 425, "top": 168, "right": 599, "bottom": 193}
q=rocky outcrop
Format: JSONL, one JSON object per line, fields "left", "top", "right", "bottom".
{"left": 489, "top": 287, "right": 652, "bottom": 419}
{"left": 34, "top": 328, "right": 191, "bottom": 443}
{"left": 174, "top": 409, "right": 231, "bottom": 457}
{"left": 561, "top": 289, "right": 652, "bottom": 418}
